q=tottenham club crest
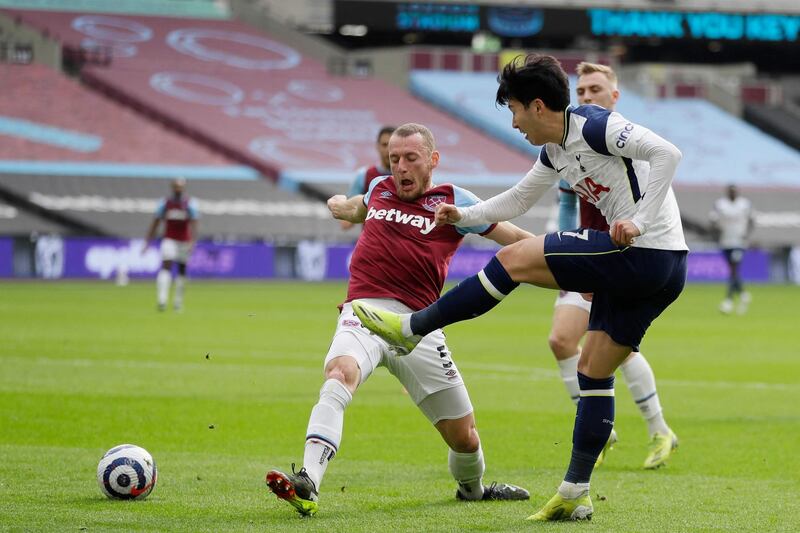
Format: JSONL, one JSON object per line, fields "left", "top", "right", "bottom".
{"left": 422, "top": 194, "right": 447, "bottom": 212}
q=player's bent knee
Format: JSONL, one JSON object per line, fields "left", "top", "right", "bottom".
{"left": 324, "top": 356, "right": 361, "bottom": 391}
{"left": 438, "top": 417, "right": 479, "bottom": 453}
{"left": 548, "top": 332, "right": 579, "bottom": 359}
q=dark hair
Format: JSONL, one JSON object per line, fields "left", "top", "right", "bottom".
{"left": 377, "top": 126, "right": 396, "bottom": 141}
{"left": 496, "top": 54, "right": 570, "bottom": 111}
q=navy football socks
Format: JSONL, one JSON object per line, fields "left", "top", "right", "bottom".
{"left": 409, "top": 256, "right": 519, "bottom": 336}
{"left": 565, "top": 373, "right": 616, "bottom": 484}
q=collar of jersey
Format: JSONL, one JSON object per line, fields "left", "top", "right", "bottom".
{"left": 560, "top": 105, "right": 573, "bottom": 148}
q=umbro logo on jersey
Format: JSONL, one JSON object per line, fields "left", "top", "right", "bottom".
{"left": 380, "top": 191, "right": 393, "bottom": 198}
{"left": 366, "top": 206, "right": 436, "bottom": 235}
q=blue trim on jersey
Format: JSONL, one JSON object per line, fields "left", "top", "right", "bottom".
{"left": 154, "top": 199, "right": 166, "bottom": 218}
{"left": 452, "top": 185, "right": 493, "bottom": 235}
{"left": 538, "top": 147, "right": 554, "bottom": 169}
{"left": 363, "top": 175, "right": 390, "bottom": 205}
{"left": 187, "top": 198, "right": 200, "bottom": 219}
{"left": 347, "top": 168, "right": 367, "bottom": 197}
{"left": 572, "top": 105, "right": 612, "bottom": 156}
{"left": 622, "top": 157, "right": 642, "bottom": 202}
{"left": 558, "top": 181, "right": 578, "bottom": 231}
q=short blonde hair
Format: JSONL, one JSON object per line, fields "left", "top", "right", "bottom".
{"left": 392, "top": 123, "right": 436, "bottom": 154}
{"left": 576, "top": 62, "right": 617, "bottom": 86}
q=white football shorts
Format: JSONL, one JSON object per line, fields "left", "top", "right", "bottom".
{"left": 325, "top": 298, "right": 473, "bottom": 424}
{"left": 160, "top": 238, "right": 192, "bottom": 263}
{"left": 554, "top": 290, "right": 592, "bottom": 313}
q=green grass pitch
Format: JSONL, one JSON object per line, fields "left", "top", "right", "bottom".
{"left": 1, "top": 281, "right": 798, "bottom": 532}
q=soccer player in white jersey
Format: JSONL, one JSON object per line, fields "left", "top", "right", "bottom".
{"left": 710, "top": 184, "right": 754, "bottom": 314}
{"left": 266, "top": 123, "right": 533, "bottom": 517}
{"left": 547, "top": 62, "right": 677, "bottom": 470}
{"left": 352, "top": 55, "right": 688, "bottom": 522}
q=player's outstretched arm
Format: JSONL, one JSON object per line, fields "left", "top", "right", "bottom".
{"left": 327, "top": 194, "right": 367, "bottom": 223}
{"left": 485, "top": 221, "right": 535, "bottom": 246}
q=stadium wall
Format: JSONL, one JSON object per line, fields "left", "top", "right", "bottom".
{"left": 0, "top": 235, "right": 789, "bottom": 284}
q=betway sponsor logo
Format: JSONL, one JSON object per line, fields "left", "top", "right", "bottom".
{"left": 365, "top": 206, "right": 436, "bottom": 235}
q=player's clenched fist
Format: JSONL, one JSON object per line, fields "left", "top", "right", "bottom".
{"left": 434, "top": 203, "right": 462, "bottom": 226}
{"left": 610, "top": 219, "right": 641, "bottom": 246}
{"left": 327, "top": 195, "right": 347, "bottom": 219}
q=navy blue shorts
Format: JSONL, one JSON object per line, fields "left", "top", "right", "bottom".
{"left": 722, "top": 248, "right": 744, "bottom": 264}
{"left": 543, "top": 229, "right": 687, "bottom": 351}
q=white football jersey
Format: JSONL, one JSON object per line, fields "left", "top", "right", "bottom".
{"left": 710, "top": 196, "right": 752, "bottom": 249}
{"left": 458, "top": 105, "right": 688, "bottom": 251}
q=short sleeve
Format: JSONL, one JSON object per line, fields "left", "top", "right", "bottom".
{"left": 452, "top": 185, "right": 495, "bottom": 236}
{"left": 363, "top": 175, "right": 390, "bottom": 205}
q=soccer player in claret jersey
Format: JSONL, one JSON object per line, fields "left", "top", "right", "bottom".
{"left": 266, "top": 123, "right": 534, "bottom": 517}
{"left": 548, "top": 62, "right": 678, "bottom": 470}
{"left": 143, "top": 177, "right": 199, "bottom": 312}
{"left": 339, "top": 125, "right": 395, "bottom": 230}
{"left": 353, "top": 55, "right": 688, "bottom": 521}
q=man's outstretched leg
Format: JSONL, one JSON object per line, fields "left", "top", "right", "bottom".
{"left": 354, "top": 236, "right": 556, "bottom": 354}
{"left": 528, "top": 331, "right": 629, "bottom": 521}
{"left": 267, "top": 356, "right": 357, "bottom": 516}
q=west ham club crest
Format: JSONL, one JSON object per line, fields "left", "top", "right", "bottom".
{"left": 422, "top": 194, "right": 447, "bottom": 212}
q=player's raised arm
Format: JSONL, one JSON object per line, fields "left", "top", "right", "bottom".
{"left": 606, "top": 114, "right": 682, "bottom": 238}
{"left": 327, "top": 194, "right": 367, "bottom": 223}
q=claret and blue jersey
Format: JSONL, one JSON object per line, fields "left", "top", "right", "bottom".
{"left": 345, "top": 176, "right": 496, "bottom": 311}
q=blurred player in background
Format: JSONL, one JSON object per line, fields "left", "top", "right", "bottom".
{"left": 353, "top": 55, "right": 688, "bottom": 522}
{"left": 710, "top": 185, "right": 754, "bottom": 314}
{"left": 266, "top": 123, "right": 533, "bottom": 517}
{"left": 548, "top": 62, "right": 677, "bottom": 470}
{"left": 339, "top": 125, "right": 395, "bottom": 230}
{"left": 143, "top": 177, "right": 199, "bottom": 312}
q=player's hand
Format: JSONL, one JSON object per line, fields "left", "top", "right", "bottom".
{"left": 434, "top": 203, "right": 461, "bottom": 226}
{"left": 580, "top": 293, "right": 594, "bottom": 302}
{"left": 327, "top": 195, "right": 348, "bottom": 220}
{"left": 610, "top": 220, "right": 640, "bottom": 247}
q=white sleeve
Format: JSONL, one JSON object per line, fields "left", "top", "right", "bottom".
{"left": 457, "top": 156, "right": 558, "bottom": 227}
{"left": 606, "top": 113, "right": 682, "bottom": 235}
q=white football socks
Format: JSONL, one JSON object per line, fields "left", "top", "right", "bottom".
{"left": 156, "top": 269, "right": 171, "bottom": 306}
{"left": 557, "top": 353, "right": 581, "bottom": 406}
{"left": 173, "top": 276, "right": 185, "bottom": 309}
{"left": 621, "top": 352, "right": 670, "bottom": 437}
{"left": 303, "top": 378, "right": 352, "bottom": 489}
{"left": 449, "top": 446, "right": 485, "bottom": 500}
{"left": 558, "top": 480, "right": 590, "bottom": 499}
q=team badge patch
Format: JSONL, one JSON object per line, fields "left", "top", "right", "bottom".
{"left": 422, "top": 194, "right": 447, "bottom": 212}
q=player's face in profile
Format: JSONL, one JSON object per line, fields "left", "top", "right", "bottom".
{"left": 576, "top": 72, "right": 619, "bottom": 110}
{"left": 388, "top": 134, "right": 439, "bottom": 201}
{"left": 376, "top": 132, "right": 392, "bottom": 168}
{"left": 508, "top": 98, "right": 542, "bottom": 146}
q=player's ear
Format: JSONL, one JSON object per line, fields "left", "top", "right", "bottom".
{"left": 611, "top": 89, "right": 620, "bottom": 104}
{"left": 430, "top": 150, "right": 440, "bottom": 168}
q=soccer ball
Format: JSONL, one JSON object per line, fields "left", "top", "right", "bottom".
{"left": 97, "top": 444, "right": 157, "bottom": 500}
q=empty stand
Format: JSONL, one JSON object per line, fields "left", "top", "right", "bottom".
{"left": 3, "top": 9, "right": 532, "bottom": 186}
{"left": 0, "top": 63, "right": 234, "bottom": 166}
